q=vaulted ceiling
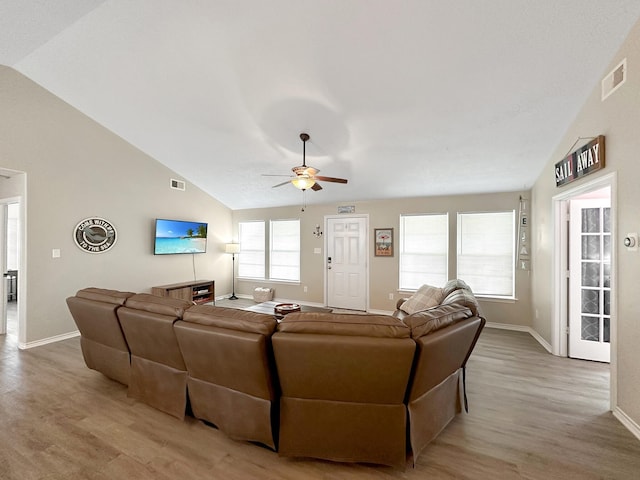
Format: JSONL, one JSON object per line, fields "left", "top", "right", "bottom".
{"left": 3, "top": 1, "right": 640, "bottom": 209}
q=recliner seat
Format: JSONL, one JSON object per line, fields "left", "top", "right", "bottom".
{"left": 66, "top": 287, "right": 135, "bottom": 385}
{"left": 117, "top": 293, "right": 192, "bottom": 419}
{"left": 174, "top": 305, "right": 279, "bottom": 449}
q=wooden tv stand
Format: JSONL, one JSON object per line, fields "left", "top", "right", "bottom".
{"left": 151, "top": 279, "right": 215, "bottom": 305}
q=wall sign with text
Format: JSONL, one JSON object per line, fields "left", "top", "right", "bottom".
{"left": 555, "top": 135, "right": 605, "bottom": 187}
{"left": 73, "top": 217, "right": 118, "bottom": 253}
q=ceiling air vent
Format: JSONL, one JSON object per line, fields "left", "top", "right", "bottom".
{"left": 601, "top": 58, "right": 626, "bottom": 101}
{"left": 170, "top": 178, "right": 186, "bottom": 191}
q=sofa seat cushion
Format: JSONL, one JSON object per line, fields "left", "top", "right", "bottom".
{"left": 441, "top": 288, "right": 481, "bottom": 316}
{"left": 400, "top": 284, "right": 444, "bottom": 314}
{"left": 278, "top": 312, "right": 410, "bottom": 338}
{"left": 183, "top": 305, "right": 276, "bottom": 336}
{"left": 403, "top": 304, "right": 473, "bottom": 338}
{"left": 124, "top": 293, "right": 192, "bottom": 319}
{"left": 76, "top": 287, "right": 135, "bottom": 306}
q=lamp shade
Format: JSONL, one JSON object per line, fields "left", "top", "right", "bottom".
{"left": 225, "top": 243, "right": 240, "bottom": 254}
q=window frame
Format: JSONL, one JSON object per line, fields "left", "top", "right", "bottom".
{"left": 398, "top": 213, "right": 449, "bottom": 291}
{"left": 456, "top": 210, "right": 516, "bottom": 299}
{"left": 269, "top": 218, "right": 301, "bottom": 282}
{"left": 237, "top": 220, "right": 266, "bottom": 280}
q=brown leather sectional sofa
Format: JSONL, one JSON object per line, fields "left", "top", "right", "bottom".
{"left": 66, "top": 282, "right": 485, "bottom": 468}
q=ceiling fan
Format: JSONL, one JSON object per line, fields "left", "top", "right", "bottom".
{"left": 263, "top": 133, "right": 348, "bottom": 191}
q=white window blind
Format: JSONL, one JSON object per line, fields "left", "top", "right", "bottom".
{"left": 399, "top": 214, "right": 448, "bottom": 290}
{"left": 270, "top": 219, "right": 300, "bottom": 281}
{"left": 457, "top": 211, "right": 515, "bottom": 297}
{"left": 238, "top": 221, "right": 265, "bottom": 279}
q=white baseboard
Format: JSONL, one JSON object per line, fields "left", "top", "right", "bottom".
{"left": 20, "top": 330, "right": 80, "bottom": 350}
{"left": 613, "top": 407, "right": 640, "bottom": 442}
{"left": 215, "top": 293, "right": 253, "bottom": 301}
{"left": 486, "top": 322, "right": 553, "bottom": 353}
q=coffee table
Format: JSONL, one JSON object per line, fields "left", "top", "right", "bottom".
{"left": 243, "top": 300, "right": 332, "bottom": 317}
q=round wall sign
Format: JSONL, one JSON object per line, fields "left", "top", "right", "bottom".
{"left": 73, "top": 217, "right": 118, "bottom": 254}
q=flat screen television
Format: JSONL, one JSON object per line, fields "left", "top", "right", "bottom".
{"left": 154, "top": 219, "right": 208, "bottom": 255}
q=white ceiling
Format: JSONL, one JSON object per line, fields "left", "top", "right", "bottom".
{"left": 3, "top": 1, "right": 640, "bottom": 210}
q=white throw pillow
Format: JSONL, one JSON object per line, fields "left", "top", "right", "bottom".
{"left": 400, "top": 284, "right": 444, "bottom": 314}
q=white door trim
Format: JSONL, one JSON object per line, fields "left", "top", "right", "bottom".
{"left": 324, "top": 214, "right": 369, "bottom": 311}
{"left": 552, "top": 171, "right": 617, "bottom": 409}
{"left": 0, "top": 195, "right": 24, "bottom": 343}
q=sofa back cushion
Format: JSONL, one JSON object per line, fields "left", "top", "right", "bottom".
{"left": 403, "top": 304, "right": 474, "bottom": 339}
{"left": 124, "top": 293, "right": 192, "bottom": 319}
{"left": 118, "top": 294, "right": 192, "bottom": 370}
{"left": 441, "top": 278, "right": 473, "bottom": 297}
{"left": 441, "top": 287, "right": 481, "bottom": 316}
{"left": 277, "top": 312, "right": 410, "bottom": 338}
{"left": 66, "top": 288, "right": 133, "bottom": 351}
{"left": 175, "top": 320, "right": 275, "bottom": 399}
{"left": 75, "top": 287, "right": 135, "bottom": 306}
{"left": 183, "top": 305, "right": 276, "bottom": 336}
{"left": 273, "top": 335, "right": 415, "bottom": 404}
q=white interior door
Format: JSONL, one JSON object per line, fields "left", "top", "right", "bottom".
{"left": 569, "top": 197, "right": 611, "bottom": 362}
{"left": 326, "top": 216, "right": 368, "bottom": 311}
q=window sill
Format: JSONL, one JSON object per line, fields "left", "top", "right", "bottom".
{"left": 476, "top": 295, "right": 517, "bottom": 303}
{"left": 238, "top": 277, "right": 300, "bottom": 286}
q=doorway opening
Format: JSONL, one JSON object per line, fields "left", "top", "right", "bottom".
{"left": 4, "top": 202, "right": 19, "bottom": 337}
{"left": 0, "top": 168, "right": 27, "bottom": 348}
{"left": 552, "top": 172, "right": 616, "bottom": 408}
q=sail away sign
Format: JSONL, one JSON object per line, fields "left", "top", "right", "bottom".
{"left": 555, "top": 136, "right": 605, "bottom": 187}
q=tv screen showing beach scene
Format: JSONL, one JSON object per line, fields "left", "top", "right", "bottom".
{"left": 154, "top": 219, "right": 208, "bottom": 254}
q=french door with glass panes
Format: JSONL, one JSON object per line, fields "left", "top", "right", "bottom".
{"left": 568, "top": 198, "right": 611, "bottom": 362}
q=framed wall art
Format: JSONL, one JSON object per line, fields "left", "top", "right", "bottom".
{"left": 374, "top": 228, "right": 393, "bottom": 257}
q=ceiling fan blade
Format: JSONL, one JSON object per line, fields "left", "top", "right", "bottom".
{"left": 314, "top": 175, "right": 348, "bottom": 184}
{"left": 272, "top": 180, "right": 292, "bottom": 188}
{"left": 311, "top": 183, "right": 323, "bottom": 191}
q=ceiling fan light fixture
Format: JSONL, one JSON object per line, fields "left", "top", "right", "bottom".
{"left": 291, "top": 175, "right": 315, "bottom": 190}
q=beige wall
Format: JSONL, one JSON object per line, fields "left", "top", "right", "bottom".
{"left": 0, "top": 67, "right": 234, "bottom": 345}
{"left": 234, "top": 190, "right": 532, "bottom": 324}
{"left": 531, "top": 19, "right": 640, "bottom": 425}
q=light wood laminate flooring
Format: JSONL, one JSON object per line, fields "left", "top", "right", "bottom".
{"left": 1, "top": 325, "right": 639, "bottom": 479}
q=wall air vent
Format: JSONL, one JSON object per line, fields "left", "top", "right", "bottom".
{"left": 170, "top": 178, "right": 186, "bottom": 191}
{"left": 601, "top": 58, "right": 626, "bottom": 101}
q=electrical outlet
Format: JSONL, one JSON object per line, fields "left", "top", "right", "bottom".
{"left": 303, "top": 286, "right": 308, "bottom": 293}
{"left": 52, "top": 248, "right": 61, "bottom": 258}
{"left": 388, "top": 293, "right": 394, "bottom": 300}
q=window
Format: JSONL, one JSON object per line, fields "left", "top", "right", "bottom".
{"left": 399, "top": 214, "right": 448, "bottom": 290}
{"left": 270, "top": 219, "right": 300, "bottom": 282}
{"left": 238, "top": 221, "right": 265, "bottom": 279}
{"left": 457, "top": 211, "right": 515, "bottom": 297}
{"left": 237, "top": 219, "right": 300, "bottom": 282}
